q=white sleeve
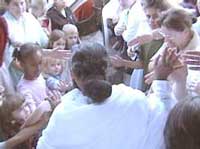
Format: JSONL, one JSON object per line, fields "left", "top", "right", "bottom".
{"left": 139, "top": 80, "right": 176, "bottom": 149}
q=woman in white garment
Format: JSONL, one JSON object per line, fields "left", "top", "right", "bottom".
{"left": 3, "top": 0, "right": 49, "bottom": 86}
{"left": 36, "top": 42, "right": 177, "bottom": 149}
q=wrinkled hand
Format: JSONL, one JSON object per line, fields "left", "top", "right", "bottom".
{"left": 110, "top": 55, "right": 125, "bottom": 68}
{"left": 182, "top": 50, "right": 200, "bottom": 70}
{"left": 145, "top": 47, "right": 181, "bottom": 83}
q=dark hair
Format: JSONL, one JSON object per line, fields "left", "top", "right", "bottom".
{"left": 164, "top": 96, "right": 200, "bottom": 149}
{"left": 48, "top": 29, "right": 65, "bottom": 48}
{"left": 141, "top": 0, "right": 171, "bottom": 11}
{"left": 13, "top": 43, "right": 42, "bottom": 62}
{"left": 71, "top": 42, "right": 112, "bottom": 103}
{"left": 159, "top": 8, "right": 195, "bottom": 31}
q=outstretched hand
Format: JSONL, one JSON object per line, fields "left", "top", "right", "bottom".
{"left": 145, "top": 47, "right": 181, "bottom": 84}
{"left": 183, "top": 50, "right": 200, "bottom": 70}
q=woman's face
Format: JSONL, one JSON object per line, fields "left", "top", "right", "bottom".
{"left": 144, "top": 7, "right": 160, "bottom": 29}
{"left": 8, "top": 0, "right": 26, "bottom": 19}
{"left": 160, "top": 26, "right": 188, "bottom": 49}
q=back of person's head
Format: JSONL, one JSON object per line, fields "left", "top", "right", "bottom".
{"left": 159, "top": 8, "right": 195, "bottom": 31}
{"left": 48, "top": 29, "right": 65, "bottom": 48}
{"left": 164, "top": 96, "right": 200, "bottom": 149}
{"left": 141, "top": 0, "right": 171, "bottom": 11}
{"left": 13, "top": 43, "right": 43, "bottom": 62}
{"left": 71, "top": 42, "right": 112, "bottom": 104}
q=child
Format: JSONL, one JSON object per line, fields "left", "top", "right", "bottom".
{"left": 15, "top": 43, "right": 48, "bottom": 114}
{"left": 0, "top": 93, "right": 32, "bottom": 148}
{"left": 48, "top": 29, "right": 66, "bottom": 50}
{"left": 46, "top": 29, "right": 73, "bottom": 93}
{"left": 43, "top": 57, "right": 72, "bottom": 93}
{"left": 62, "top": 24, "right": 80, "bottom": 50}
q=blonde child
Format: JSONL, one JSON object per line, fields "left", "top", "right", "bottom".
{"left": 46, "top": 29, "right": 73, "bottom": 93}
{"left": 62, "top": 24, "right": 80, "bottom": 50}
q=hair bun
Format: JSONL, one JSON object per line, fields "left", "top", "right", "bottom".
{"left": 82, "top": 79, "right": 112, "bottom": 104}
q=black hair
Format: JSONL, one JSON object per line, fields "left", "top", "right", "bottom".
{"left": 13, "top": 43, "right": 42, "bottom": 62}
{"left": 71, "top": 42, "right": 112, "bottom": 103}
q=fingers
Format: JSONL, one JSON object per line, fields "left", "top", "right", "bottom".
{"left": 144, "top": 71, "right": 155, "bottom": 85}
{"left": 184, "top": 50, "right": 200, "bottom": 56}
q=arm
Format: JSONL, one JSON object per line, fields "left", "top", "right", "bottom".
{"left": 110, "top": 55, "right": 144, "bottom": 69}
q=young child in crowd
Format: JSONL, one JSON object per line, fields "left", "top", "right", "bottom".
{"left": 43, "top": 57, "right": 71, "bottom": 94}
{"left": 48, "top": 29, "right": 66, "bottom": 50}
{"left": 46, "top": 29, "right": 72, "bottom": 93}
{"left": 0, "top": 93, "right": 33, "bottom": 148}
{"left": 15, "top": 43, "right": 48, "bottom": 114}
{"left": 62, "top": 24, "right": 80, "bottom": 50}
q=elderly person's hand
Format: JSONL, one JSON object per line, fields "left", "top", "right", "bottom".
{"left": 183, "top": 50, "right": 200, "bottom": 70}
{"left": 145, "top": 47, "right": 183, "bottom": 84}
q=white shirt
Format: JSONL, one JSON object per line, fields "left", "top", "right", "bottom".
{"left": 3, "top": 12, "right": 48, "bottom": 66}
{"left": 17, "top": 74, "right": 48, "bottom": 112}
{"left": 37, "top": 80, "right": 176, "bottom": 149}
{"left": 115, "top": 1, "right": 150, "bottom": 42}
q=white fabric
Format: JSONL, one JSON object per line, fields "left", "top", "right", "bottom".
{"left": 3, "top": 12, "right": 48, "bottom": 66}
{"left": 17, "top": 74, "right": 48, "bottom": 112}
{"left": 37, "top": 81, "right": 175, "bottom": 149}
{"left": 0, "top": 62, "right": 15, "bottom": 94}
{"left": 115, "top": 1, "right": 150, "bottom": 42}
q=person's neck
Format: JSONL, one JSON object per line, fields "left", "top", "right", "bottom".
{"left": 9, "top": 11, "right": 21, "bottom": 20}
{"left": 24, "top": 74, "right": 39, "bottom": 81}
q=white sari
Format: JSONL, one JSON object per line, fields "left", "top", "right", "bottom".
{"left": 37, "top": 82, "right": 176, "bottom": 149}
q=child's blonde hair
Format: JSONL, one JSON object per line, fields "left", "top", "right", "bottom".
{"left": 42, "top": 57, "right": 65, "bottom": 75}
{"left": 62, "top": 24, "right": 79, "bottom": 37}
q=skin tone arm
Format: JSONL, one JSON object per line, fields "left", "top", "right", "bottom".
{"left": 110, "top": 55, "right": 144, "bottom": 69}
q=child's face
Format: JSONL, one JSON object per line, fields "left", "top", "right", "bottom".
{"left": 48, "top": 61, "right": 62, "bottom": 76}
{"left": 21, "top": 50, "right": 43, "bottom": 80}
{"left": 66, "top": 33, "right": 78, "bottom": 49}
{"left": 52, "top": 38, "right": 66, "bottom": 50}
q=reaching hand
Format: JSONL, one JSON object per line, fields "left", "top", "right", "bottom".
{"left": 110, "top": 55, "right": 125, "bottom": 68}
{"left": 183, "top": 50, "right": 200, "bottom": 70}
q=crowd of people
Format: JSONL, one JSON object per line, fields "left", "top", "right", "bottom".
{"left": 0, "top": 0, "right": 200, "bottom": 148}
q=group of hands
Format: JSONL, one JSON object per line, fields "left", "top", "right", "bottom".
{"left": 110, "top": 31, "right": 200, "bottom": 94}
